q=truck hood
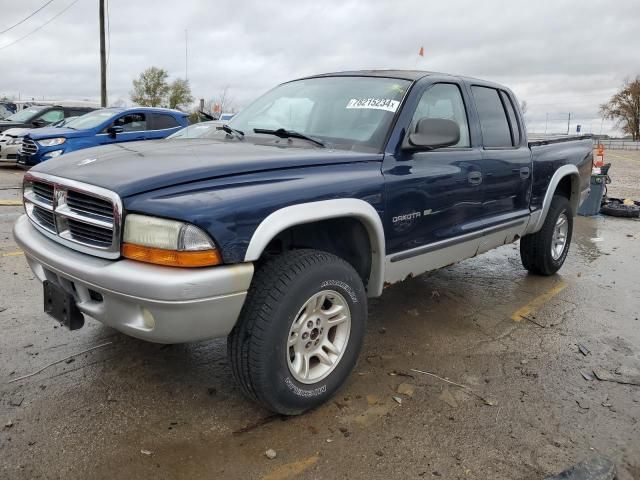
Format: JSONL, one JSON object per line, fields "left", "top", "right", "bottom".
{"left": 31, "top": 139, "right": 382, "bottom": 198}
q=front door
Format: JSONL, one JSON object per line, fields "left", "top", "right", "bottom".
{"left": 384, "top": 82, "right": 485, "bottom": 256}
{"left": 99, "top": 112, "right": 147, "bottom": 145}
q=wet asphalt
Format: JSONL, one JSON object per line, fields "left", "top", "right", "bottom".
{"left": 0, "top": 151, "right": 639, "bottom": 480}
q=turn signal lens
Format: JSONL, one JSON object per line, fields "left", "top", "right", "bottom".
{"left": 122, "top": 243, "right": 222, "bottom": 267}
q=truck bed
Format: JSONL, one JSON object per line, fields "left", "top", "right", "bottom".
{"left": 528, "top": 134, "right": 594, "bottom": 147}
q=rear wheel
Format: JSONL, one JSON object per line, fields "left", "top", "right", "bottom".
{"left": 520, "top": 195, "right": 573, "bottom": 275}
{"left": 227, "top": 249, "right": 366, "bottom": 415}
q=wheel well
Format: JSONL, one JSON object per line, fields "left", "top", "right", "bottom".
{"left": 556, "top": 176, "right": 572, "bottom": 200}
{"left": 261, "top": 218, "right": 372, "bottom": 287}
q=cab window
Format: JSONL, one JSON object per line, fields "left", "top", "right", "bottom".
{"left": 411, "top": 83, "right": 470, "bottom": 147}
{"left": 113, "top": 113, "right": 146, "bottom": 132}
{"left": 37, "top": 109, "right": 64, "bottom": 123}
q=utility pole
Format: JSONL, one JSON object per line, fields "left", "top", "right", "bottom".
{"left": 99, "top": 0, "right": 107, "bottom": 107}
{"left": 544, "top": 113, "right": 548, "bottom": 134}
{"left": 185, "top": 29, "right": 188, "bottom": 81}
{"left": 566, "top": 112, "right": 571, "bottom": 135}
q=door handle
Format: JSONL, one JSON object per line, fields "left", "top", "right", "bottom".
{"left": 519, "top": 167, "right": 530, "bottom": 179}
{"left": 467, "top": 171, "right": 483, "bottom": 185}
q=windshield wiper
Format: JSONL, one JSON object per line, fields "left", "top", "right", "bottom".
{"left": 253, "top": 128, "right": 325, "bottom": 148}
{"left": 216, "top": 124, "right": 244, "bottom": 139}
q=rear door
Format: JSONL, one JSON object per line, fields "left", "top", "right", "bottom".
{"left": 147, "top": 113, "right": 183, "bottom": 139}
{"left": 469, "top": 85, "right": 532, "bottom": 223}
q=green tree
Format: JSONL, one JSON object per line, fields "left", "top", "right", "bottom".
{"left": 168, "top": 78, "right": 194, "bottom": 110}
{"left": 600, "top": 77, "right": 640, "bottom": 140}
{"left": 130, "top": 67, "right": 170, "bottom": 107}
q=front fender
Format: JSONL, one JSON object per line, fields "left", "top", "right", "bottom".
{"left": 244, "top": 199, "right": 386, "bottom": 297}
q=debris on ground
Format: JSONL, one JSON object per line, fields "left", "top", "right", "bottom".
{"left": 392, "top": 396, "right": 402, "bottom": 405}
{"left": 366, "top": 394, "right": 379, "bottom": 406}
{"left": 396, "top": 383, "right": 415, "bottom": 397}
{"left": 544, "top": 455, "right": 616, "bottom": 480}
{"left": 411, "top": 369, "right": 495, "bottom": 406}
{"left": 140, "top": 449, "right": 152, "bottom": 456}
{"left": 593, "top": 367, "right": 640, "bottom": 386}
{"left": 581, "top": 371, "right": 594, "bottom": 381}
{"left": 5, "top": 419, "right": 13, "bottom": 429}
{"left": 265, "top": 449, "right": 277, "bottom": 460}
{"left": 577, "top": 344, "right": 591, "bottom": 356}
{"left": 439, "top": 388, "right": 459, "bottom": 408}
{"left": 575, "top": 399, "right": 590, "bottom": 410}
{"left": 7, "top": 341, "right": 114, "bottom": 384}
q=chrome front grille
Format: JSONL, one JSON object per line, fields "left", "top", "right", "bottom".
{"left": 20, "top": 138, "right": 38, "bottom": 156}
{"left": 23, "top": 173, "right": 123, "bottom": 259}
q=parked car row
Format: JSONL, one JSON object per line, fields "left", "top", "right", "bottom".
{"left": 0, "top": 105, "right": 191, "bottom": 167}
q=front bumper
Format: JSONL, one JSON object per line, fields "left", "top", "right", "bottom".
{"left": 0, "top": 143, "right": 19, "bottom": 164}
{"left": 13, "top": 215, "right": 254, "bottom": 343}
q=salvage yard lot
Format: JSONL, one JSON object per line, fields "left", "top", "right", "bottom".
{"left": 1, "top": 151, "right": 639, "bottom": 480}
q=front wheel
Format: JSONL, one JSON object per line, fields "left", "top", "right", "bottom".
{"left": 520, "top": 194, "right": 573, "bottom": 275}
{"left": 227, "top": 249, "right": 367, "bottom": 415}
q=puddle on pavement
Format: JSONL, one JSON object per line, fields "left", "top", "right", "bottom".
{"left": 572, "top": 216, "right": 605, "bottom": 263}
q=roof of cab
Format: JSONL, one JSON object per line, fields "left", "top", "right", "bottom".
{"left": 300, "top": 69, "right": 510, "bottom": 91}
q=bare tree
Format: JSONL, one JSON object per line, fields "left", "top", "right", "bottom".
{"left": 204, "top": 86, "right": 236, "bottom": 117}
{"left": 168, "top": 79, "right": 194, "bottom": 111}
{"left": 600, "top": 76, "right": 640, "bottom": 140}
{"left": 130, "top": 67, "right": 170, "bottom": 107}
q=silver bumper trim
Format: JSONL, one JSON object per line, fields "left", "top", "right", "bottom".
{"left": 13, "top": 215, "right": 254, "bottom": 343}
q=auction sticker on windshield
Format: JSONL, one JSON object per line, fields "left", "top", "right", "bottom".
{"left": 346, "top": 98, "right": 400, "bottom": 112}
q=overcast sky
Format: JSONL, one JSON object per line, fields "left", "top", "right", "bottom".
{"left": 1, "top": 0, "right": 638, "bottom": 135}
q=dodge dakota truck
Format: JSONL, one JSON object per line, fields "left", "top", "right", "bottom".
{"left": 13, "top": 70, "right": 592, "bottom": 414}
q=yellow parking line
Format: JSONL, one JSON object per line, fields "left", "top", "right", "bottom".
{"left": 1, "top": 251, "right": 23, "bottom": 257}
{"left": 511, "top": 282, "right": 567, "bottom": 321}
{"left": 262, "top": 456, "right": 319, "bottom": 480}
{"left": 0, "top": 199, "right": 22, "bottom": 206}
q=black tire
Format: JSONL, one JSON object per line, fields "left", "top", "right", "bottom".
{"left": 600, "top": 202, "right": 640, "bottom": 218}
{"left": 520, "top": 195, "right": 573, "bottom": 276}
{"left": 227, "top": 249, "right": 367, "bottom": 415}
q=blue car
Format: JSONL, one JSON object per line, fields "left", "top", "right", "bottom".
{"left": 17, "top": 107, "right": 189, "bottom": 167}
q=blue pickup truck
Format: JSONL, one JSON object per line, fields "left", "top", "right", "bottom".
{"left": 16, "top": 107, "right": 188, "bottom": 167}
{"left": 14, "top": 70, "right": 592, "bottom": 414}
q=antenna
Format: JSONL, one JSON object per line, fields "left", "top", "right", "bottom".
{"left": 185, "top": 29, "right": 188, "bottom": 82}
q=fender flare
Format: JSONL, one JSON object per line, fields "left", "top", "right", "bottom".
{"left": 244, "top": 199, "right": 386, "bottom": 297}
{"left": 526, "top": 164, "right": 581, "bottom": 234}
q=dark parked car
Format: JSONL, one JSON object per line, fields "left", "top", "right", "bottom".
{"left": 0, "top": 104, "right": 95, "bottom": 133}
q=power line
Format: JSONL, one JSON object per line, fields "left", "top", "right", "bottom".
{"left": 0, "top": 0, "right": 81, "bottom": 51}
{"left": 0, "top": 0, "right": 56, "bottom": 35}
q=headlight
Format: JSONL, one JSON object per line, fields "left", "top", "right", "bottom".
{"left": 37, "top": 137, "right": 66, "bottom": 147}
{"left": 8, "top": 137, "right": 22, "bottom": 145}
{"left": 43, "top": 149, "right": 63, "bottom": 158}
{"left": 122, "top": 214, "right": 221, "bottom": 267}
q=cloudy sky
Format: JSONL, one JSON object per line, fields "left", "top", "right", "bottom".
{"left": 1, "top": 0, "right": 638, "bottom": 135}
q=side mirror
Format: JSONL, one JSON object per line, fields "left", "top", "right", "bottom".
{"left": 406, "top": 118, "right": 460, "bottom": 150}
{"left": 31, "top": 119, "right": 45, "bottom": 127}
{"left": 107, "top": 125, "right": 124, "bottom": 138}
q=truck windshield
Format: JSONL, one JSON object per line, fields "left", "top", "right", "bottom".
{"left": 227, "top": 76, "right": 410, "bottom": 152}
{"left": 64, "top": 109, "right": 119, "bottom": 130}
{"left": 6, "top": 106, "right": 47, "bottom": 122}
